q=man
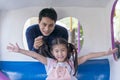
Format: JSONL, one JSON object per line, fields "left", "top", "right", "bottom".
{"left": 26, "top": 8, "right": 68, "bottom": 57}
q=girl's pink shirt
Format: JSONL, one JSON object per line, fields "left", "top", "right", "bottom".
{"left": 45, "top": 58, "right": 77, "bottom": 80}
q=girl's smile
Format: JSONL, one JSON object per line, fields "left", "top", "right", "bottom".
{"left": 52, "top": 44, "right": 67, "bottom": 62}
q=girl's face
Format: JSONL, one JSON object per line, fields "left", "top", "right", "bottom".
{"left": 52, "top": 44, "right": 67, "bottom": 62}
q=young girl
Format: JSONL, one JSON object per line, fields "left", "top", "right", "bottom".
{"left": 7, "top": 38, "right": 117, "bottom": 80}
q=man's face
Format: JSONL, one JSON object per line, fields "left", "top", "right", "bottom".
{"left": 39, "top": 17, "right": 55, "bottom": 36}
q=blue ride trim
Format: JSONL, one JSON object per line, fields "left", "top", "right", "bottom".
{"left": 0, "top": 59, "right": 110, "bottom": 80}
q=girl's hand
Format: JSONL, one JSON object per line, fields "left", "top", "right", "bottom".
{"left": 106, "top": 48, "right": 118, "bottom": 55}
{"left": 7, "top": 43, "right": 20, "bottom": 53}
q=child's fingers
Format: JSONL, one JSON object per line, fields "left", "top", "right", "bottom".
{"left": 114, "top": 48, "right": 118, "bottom": 53}
{"left": 109, "top": 48, "right": 118, "bottom": 54}
{"left": 6, "top": 46, "right": 11, "bottom": 50}
{"left": 7, "top": 43, "right": 17, "bottom": 51}
{"left": 16, "top": 43, "right": 19, "bottom": 48}
{"left": 9, "top": 43, "right": 15, "bottom": 47}
{"left": 7, "top": 46, "right": 13, "bottom": 51}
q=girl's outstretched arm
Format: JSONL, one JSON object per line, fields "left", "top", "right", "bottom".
{"left": 78, "top": 48, "right": 118, "bottom": 65}
{"left": 7, "top": 43, "right": 47, "bottom": 65}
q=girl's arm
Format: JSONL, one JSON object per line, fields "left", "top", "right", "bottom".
{"left": 7, "top": 43, "right": 47, "bottom": 65}
{"left": 78, "top": 48, "right": 118, "bottom": 65}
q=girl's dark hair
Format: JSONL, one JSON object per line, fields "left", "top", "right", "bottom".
{"left": 39, "top": 8, "right": 57, "bottom": 22}
{"left": 39, "top": 38, "right": 78, "bottom": 76}
{"left": 38, "top": 37, "right": 54, "bottom": 58}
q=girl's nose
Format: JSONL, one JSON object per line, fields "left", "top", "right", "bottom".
{"left": 58, "top": 51, "right": 62, "bottom": 56}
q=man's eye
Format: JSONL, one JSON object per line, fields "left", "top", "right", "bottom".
{"left": 44, "top": 24, "right": 46, "bottom": 26}
{"left": 49, "top": 24, "right": 54, "bottom": 27}
{"left": 42, "top": 23, "right": 46, "bottom": 26}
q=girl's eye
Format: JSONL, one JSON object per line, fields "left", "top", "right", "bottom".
{"left": 62, "top": 49, "right": 65, "bottom": 52}
{"left": 55, "top": 50, "right": 59, "bottom": 53}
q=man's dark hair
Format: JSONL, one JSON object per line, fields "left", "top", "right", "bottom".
{"left": 39, "top": 8, "right": 57, "bottom": 22}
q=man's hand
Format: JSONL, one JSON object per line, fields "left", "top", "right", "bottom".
{"left": 33, "top": 36, "right": 43, "bottom": 49}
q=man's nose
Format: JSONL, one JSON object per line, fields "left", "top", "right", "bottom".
{"left": 44, "top": 26, "right": 49, "bottom": 31}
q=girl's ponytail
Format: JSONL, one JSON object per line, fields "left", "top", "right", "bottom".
{"left": 68, "top": 43, "right": 78, "bottom": 76}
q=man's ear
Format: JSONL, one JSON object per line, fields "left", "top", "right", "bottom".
{"left": 38, "top": 19, "right": 41, "bottom": 23}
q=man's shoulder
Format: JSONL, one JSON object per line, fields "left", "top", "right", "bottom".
{"left": 55, "top": 25, "right": 67, "bottom": 31}
{"left": 26, "top": 24, "right": 39, "bottom": 31}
